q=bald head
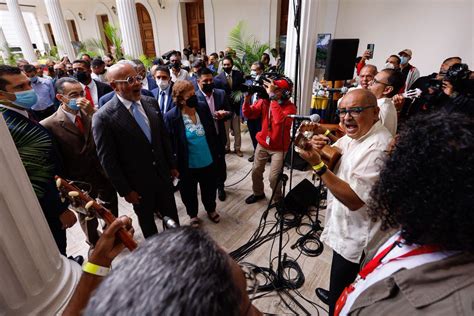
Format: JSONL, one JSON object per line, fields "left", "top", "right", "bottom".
{"left": 107, "top": 63, "right": 135, "bottom": 82}
{"left": 108, "top": 63, "right": 141, "bottom": 102}
{"left": 339, "top": 89, "right": 379, "bottom": 139}
{"left": 359, "top": 65, "right": 378, "bottom": 89}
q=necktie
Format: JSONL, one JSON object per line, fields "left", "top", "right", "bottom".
{"left": 226, "top": 74, "right": 233, "bottom": 88}
{"left": 85, "top": 86, "right": 94, "bottom": 106}
{"left": 131, "top": 102, "right": 152, "bottom": 143}
{"left": 75, "top": 115, "right": 85, "bottom": 134}
{"left": 159, "top": 91, "right": 166, "bottom": 113}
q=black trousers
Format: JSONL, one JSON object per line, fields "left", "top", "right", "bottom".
{"left": 216, "top": 155, "right": 227, "bottom": 190}
{"left": 134, "top": 183, "right": 179, "bottom": 239}
{"left": 179, "top": 163, "right": 217, "bottom": 218}
{"left": 328, "top": 251, "right": 362, "bottom": 315}
{"left": 247, "top": 118, "right": 261, "bottom": 150}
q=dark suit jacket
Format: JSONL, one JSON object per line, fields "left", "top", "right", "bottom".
{"left": 94, "top": 79, "right": 114, "bottom": 101}
{"left": 214, "top": 70, "right": 245, "bottom": 114}
{"left": 163, "top": 103, "right": 222, "bottom": 178}
{"left": 196, "top": 88, "right": 231, "bottom": 154}
{"left": 98, "top": 89, "right": 154, "bottom": 108}
{"left": 40, "top": 107, "right": 114, "bottom": 193}
{"left": 92, "top": 95, "right": 175, "bottom": 198}
{"left": 151, "top": 83, "right": 176, "bottom": 114}
{"left": 146, "top": 74, "right": 158, "bottom": 91}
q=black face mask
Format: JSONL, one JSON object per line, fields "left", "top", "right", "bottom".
{"left": 202, "top": 83, "right": 214, "bottom": 94}
{"left": 48, "top": 66, "right": 54, "bottom": 73}
{"left": 171, "top": 62, "right": 181, "bottom": 70}
{"left": 55, "top": 70, "right": 66, "bottom": 78}
{"left": 74, "top": 71, "right": 90, "bottom": 84}
{"left": 185, "top": 95, "right": 198, "bottom": 108}
{"left": 67, "top": 69, "right": 74, "bottom": 76}
{"left": 223, "top": 67, "right": 232, "bottom": 74}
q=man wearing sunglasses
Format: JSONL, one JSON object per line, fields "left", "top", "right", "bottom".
{"left": 298, "top": 89, "right": 393, "bottom": 315}
{"left": 92, "top": 63, "right": 180, "bottom": 238}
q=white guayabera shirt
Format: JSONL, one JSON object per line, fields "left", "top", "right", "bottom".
{"left": 321, "top": 121, "right": 393, "bottom": 263}
{"left": 377, "top": 97, "right": 398, "bottom": 137}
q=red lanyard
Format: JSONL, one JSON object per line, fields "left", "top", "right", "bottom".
{"left": 334, "top": 238, "right": 439, "bottom": 316}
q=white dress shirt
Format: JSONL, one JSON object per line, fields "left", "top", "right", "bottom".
{"left": 116, "top": 94, "right": 150, "bottom": 128}
{"left": 81, "top": 80, "right": 99, "bottom": 108}
{"left": 377, "top": 97, "right": 398, "bottom": 137}
{"left": 141, "top": 77, "right": 149, "bottom": 91}
{"left": 171, "top": 69, "right": 189, "bottom": 82}
{"left": 61, "top": 107, "right": 79, "bottom": 124}
{"left": 320, "top": 120, "right": 393, "bottom": 263}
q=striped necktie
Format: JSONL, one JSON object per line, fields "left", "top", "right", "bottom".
{"left": 131, "top": 102, "right": 151, "bottom": 143}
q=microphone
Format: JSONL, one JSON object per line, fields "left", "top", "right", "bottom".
{"left": 287, "top": 113, "right": 320, "bottom": 122}
{"left": 163, "top": 216, "right": 178, "bottom": 229}
{"left": 324, "top": 86, "right": 350, "bottom": 94}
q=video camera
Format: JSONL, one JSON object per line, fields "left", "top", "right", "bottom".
{"left": 428, "top": 63, "right": 472, "bottom": 94}
{"left": 240, "top": 72, "right": 287, "bottom": 98}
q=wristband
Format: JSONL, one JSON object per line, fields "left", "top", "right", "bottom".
{"left": 324, "top": 129, "right": 331, "bottom": 136}
{"left": 315, "top": 164, "right": 328, "bottom": 177}
{"left": 312, "top": 161, "right": 325, "bottom": 171}
{"left": 82, "top": 261, "right": 110, "bottom": 277}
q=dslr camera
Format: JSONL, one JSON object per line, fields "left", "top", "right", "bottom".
{"left": 428, "top": 63, "right": 472, "bottom": 94}
{"left": 240, "top": 72, "right": 286, "bottom": 98}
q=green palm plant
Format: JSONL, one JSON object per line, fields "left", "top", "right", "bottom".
{"left": 79, "top": 38, "right": 106, "bottom": 58}
{"left": 4, "top": 116, "right": 54, "bottom": 198}
{"left": 104, "top": 22, "right": 123, "bottom": 60}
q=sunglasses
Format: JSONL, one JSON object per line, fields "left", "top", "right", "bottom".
{"left": 114, "top": 75, "right": 144, "bottom": 85}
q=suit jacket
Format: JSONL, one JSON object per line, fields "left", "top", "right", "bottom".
{"left": 0, "top": 107, "right": 68, "bottom": 219}
{"left": 151, "top": 83, "right": 176, "bottom": 114}
{"left": 40, "top": 107, "right": 114, "bottom": 192}
{"left": 214, "top": 70, "right": 245, "bottom": 114}
{"left": 163, "top": 103, "right": 222, "bottom": 177}
{"left": 146, "top": 74, "right": 158, "bottom": 91}
{"left": 94, "top": 79, "right": 114, "bottom": 101}
{"left": 196, "top": 88, "right": 231, "bottom": 154}
{"left": 98, "top": 89, "right": 154, "bottom": 108}
{"left": 92, "top": 95, "right": 175, "bottom": 197}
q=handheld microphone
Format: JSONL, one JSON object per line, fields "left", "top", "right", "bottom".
{"left": 287, "top": 113, "right": 320, "bottom": 122}
{"left": 163, "top": 216, "right": 178, "bottom": 229}
{"left": 324, "top": 86, "right": 350, "bottom": 94}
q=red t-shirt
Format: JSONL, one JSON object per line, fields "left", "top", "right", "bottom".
{"left": 242, "top": 98, "right": 296, "bottom": 151}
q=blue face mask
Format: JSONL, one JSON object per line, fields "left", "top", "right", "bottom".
{"left": 12, "top": 90, "right": 38, "bottom": 109}
{"left": 66, "top": 98, "right": 80, "bottom": 111}
{"left": 400, "top": 56, "right": 409, "bottom": 65}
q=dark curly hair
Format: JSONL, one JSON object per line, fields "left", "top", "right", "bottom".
{"left": 368, "top": 112, "right": 474, "bottom": 251}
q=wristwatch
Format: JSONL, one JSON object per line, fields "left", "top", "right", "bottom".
{"left": 312, "top": 161, "right": 328, "bottom": 177}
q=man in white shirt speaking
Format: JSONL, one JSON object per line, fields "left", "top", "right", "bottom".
{"left": 298, "top": 89, "right": 393, "bottom": 315}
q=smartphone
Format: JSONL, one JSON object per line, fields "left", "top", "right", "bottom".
{"left": 367, "top": 44, "right": 375, "bottom": 59}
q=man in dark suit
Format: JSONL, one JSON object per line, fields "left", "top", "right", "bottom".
{"left": 41, "top": 77, "right": 118, "bottom": 247}
{"left": 133, "top": 59, "right": 158, "bottom": 91}
{"left": 98, "top": 88, "right": 153, "bottom": 108}
{"left": 72, "top": 59, "right": 113, "bottom": 109}
{"left": 92, "top": 63, "right": 180, "bottom": 238}
{"left": 150, "top": 66, "right": 176, "bottom": 114}
{"left": 0, "top": 65, "right": 77, "bottom": 255}
{"left": 214, "top": 56, "right": 245, "bottom": 156}
{"left": 195, "top": 67, "right": 232, "bottom": 201}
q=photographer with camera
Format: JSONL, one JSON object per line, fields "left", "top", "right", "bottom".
{"left": 242, "top": 76, "right": 296, "bottom": 205}
{"left": 169, "top": 52, "right": 190, "bottom": 82}
{"left": 437, "top": 63, "right": 474, "bottom": 115}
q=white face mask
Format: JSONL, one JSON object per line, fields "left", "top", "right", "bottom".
{"left": 384, "top": 62, "right": 395, "bottom": 70}
{"left": 156, "top": 79, "right": 169, "bottom": 90}
{"left": 250, "top": 70, "right": 257, "bottom": 77}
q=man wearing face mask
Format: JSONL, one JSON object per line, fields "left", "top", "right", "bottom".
{"left": 383, "top": 55, "right": 401, "bottom": 71}
{"left": 72, "top": 59, "right": 113, "bottom": 109}
{"left": 132, "top": 59, "right": 158, "bottom": 91}
{"left": 214, "top": 56, "right": 245, "bottom": 157}
{"left": 23, "top": 64, "right": 56, "bottom": 121}
{"left": 0, "top": 65, "right": 77, "bottom": 256}
{"left": 91, "top": 58, "right": 108, "bottom": 83}
{"left": 151, "top": 65, "right": 176, "bottom": 114}
{"left": 169, "top": 53, "right": 190, "bottom": 82}
{"left": 195, "top": 67, "right": 232, "bottom": 201}
{"left": 92, "top": 63, "right": 180, "bottom": 238}
{"left": 40, "top": 77, "right": 118, "bottom": 248}
{"left": 398, "top": 49, "right": 420, "bottom": 91}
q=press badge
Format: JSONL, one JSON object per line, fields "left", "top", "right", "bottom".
{"left": 266, "top": 136, "right": 270, "bottom": 145}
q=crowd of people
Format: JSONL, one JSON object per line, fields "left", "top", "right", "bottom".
{"left": 0, "top": 44, "right": 472, "bottom": 316}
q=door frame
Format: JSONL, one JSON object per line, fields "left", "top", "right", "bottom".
{"left": 135, "top": 0, "right": 160, "bottom": 56}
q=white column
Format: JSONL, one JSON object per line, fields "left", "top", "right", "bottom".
{"left": 203, "top": 0, "right": 216, "bottom": 54}
{"left": 43, "top": 0, "right": 76, "bottom": 59}
{"left": 116, "top": 0, "right": 143, "bottom": 58}
{"left": 5, "top": 0, "right": 37, "bottom": 62}
{"left": 0, "top": 27, "right": 10, "bottom": 63}
{"left": 0, "top": 115, "right": 81, "bottom": 315}
{"left": 284, "top": 0, "right": 320, "bottom": 115}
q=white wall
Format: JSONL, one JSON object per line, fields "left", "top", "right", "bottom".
{"left": 334, "top": 0, "right": 473, "bottom": 75}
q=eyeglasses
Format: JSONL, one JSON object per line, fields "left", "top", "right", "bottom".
{"left": 114, "top": 76, "right": 144, "bottom": 85}
{"left": 371, "top": 78, "right": 390, "bottom": 86}
{"left": 336, "top": 105, "right": 376, "bottom": 118}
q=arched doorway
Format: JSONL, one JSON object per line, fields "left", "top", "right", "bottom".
{"left": 136, "top": 3, "right": 156, "bottom": 57}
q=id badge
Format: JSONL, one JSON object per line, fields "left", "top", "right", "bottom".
{"left": 266, "top": 136, "right": 270, "bottom": 145}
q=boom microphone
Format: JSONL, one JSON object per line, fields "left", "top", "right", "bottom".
{"left": 287, "top": 113, "right": 320, "bottom": 122}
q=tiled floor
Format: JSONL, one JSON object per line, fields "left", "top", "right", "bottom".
{"left": 66, "top": 130, "right": 331, "bottom": 315}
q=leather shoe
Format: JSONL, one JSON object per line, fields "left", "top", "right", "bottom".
{"left": 248, "top": 154, "right": 254, "bottom": 162}
{"left": 245, "top": 194, "right": 265, "bottom": 204}
{"left": 315, "top": 287, "right": 329, "bottom": 305}
{"left": 218, "top": 188, "right": 226, "bottom": 201}
{"left": 68, "top": 255, "right": 84, "bottom": 266}
{"left": 234, "top": 149, "right": 244, "bottom": 157}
